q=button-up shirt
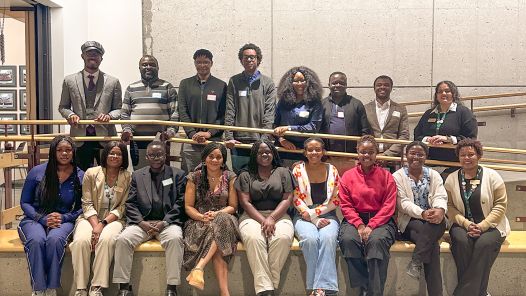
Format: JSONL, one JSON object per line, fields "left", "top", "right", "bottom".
{"left": 83, "top": 70, "right": 100, "bottom": 88}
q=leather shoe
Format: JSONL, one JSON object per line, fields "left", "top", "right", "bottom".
{"left": 358, "top": 286, "right": 368, "bottom": 296}
{"left": 165, "top": 290, "right": 177, "bottom": 296}
{"left": 257, "top": 291, "right": 275, "bottom": 296}
{"left": 116, "top": 289, "right": 133, "bottom": 296}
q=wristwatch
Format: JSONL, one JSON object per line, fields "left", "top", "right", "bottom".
{"left": 101, "top": 219, "right": 108, "bottom": 226}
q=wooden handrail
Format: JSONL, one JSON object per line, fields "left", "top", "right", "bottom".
{"left": 401, "top": 91, "right": 526, "bottom": 106}
{"left": 408, "top": 102, "right": 526, "bottom": 117}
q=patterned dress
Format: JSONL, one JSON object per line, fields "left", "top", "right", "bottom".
{"left": 183, "top": 169, "right": 241, "bottom": 269}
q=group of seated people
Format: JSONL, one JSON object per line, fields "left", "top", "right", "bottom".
{"left": 18, "top": 131, "right": 509, "bottom": 296}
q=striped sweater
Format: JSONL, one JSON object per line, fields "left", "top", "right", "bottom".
{"left": 121, "top": 78, "right": 178, "bottom": 136}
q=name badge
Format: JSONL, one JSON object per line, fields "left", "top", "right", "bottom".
{"left": 392, "top": 111, "right": 400, "bottom": 117}
{"left": 162, "top": 178, "right": 173, "bottom": 187}
{"left": 114, "top": 187, "right": 124, "bottom": 193}
{"left": 207, "top": 94, "right": 217, "bottom": 101}
{"left": 470, "top": 180, "right": 480, "bottom": 185}
{"left": 428, "top": 118, "right": 437, "bottom": 123}
{"left": 152, "top": 92, "right": 162, "bottom": 98}
{"left": 299, "top": 111, "right": 310, "bottom": 118}
{"left": 337, "top": 111, "right": 344, "bottom": 118}
{"left": 238, "top": 90, "right": 247, "bottom": 97}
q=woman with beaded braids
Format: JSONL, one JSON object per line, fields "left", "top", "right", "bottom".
{"left": 183, "top": 142, "right": 240, "bottom": 295}
{"left": 18, "top": 135, "right": 84, "bottom": 296}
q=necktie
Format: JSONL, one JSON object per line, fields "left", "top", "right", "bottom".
{"left": 88, "top": 74, "right": 96, "bottom": 91}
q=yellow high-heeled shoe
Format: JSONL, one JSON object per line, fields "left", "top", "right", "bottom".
{"left": 186, "top": 267, "right": 205, "bottom": 290}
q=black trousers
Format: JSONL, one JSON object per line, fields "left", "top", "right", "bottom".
{"left": 402, "top": 218, "right": 446, "bottom": 296}
{"left": 76, "top": 141, "right": 102, "bottom": 172}
{"left": 450, "top": 224, "right": 505, "bottom": 296}
{"left": 338, "top": 219, "right": 396, "bottom": 296}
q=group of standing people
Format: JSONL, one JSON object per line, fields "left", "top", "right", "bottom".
{"left": 17, "top": 40, "right": 509, "bottom": 296}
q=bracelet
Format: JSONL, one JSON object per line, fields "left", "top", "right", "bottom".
{"left": 268, "top": 214, "right": 277, "bottom": 221}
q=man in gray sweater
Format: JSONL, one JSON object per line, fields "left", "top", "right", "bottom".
{"left": 224, "top": 43, "right": 277, "bottom": 173}
{"left": 178, "top": 49, "right": 227, "bottom": 173}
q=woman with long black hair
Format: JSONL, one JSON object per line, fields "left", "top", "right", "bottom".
{"left": 18, "top": 135, "right": 84, "bottom": 296}
{"left": 183, "top": 142, "right": 240, "bottom": 295}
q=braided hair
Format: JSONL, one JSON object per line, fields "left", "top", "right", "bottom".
{"left": 197, "top": 142, "right": 228, "bottom": 198}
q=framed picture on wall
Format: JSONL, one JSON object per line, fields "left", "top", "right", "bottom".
{"left": 19, "top": 66, "right": 26, "bottom": 87}
{"left": 0, "top": 114, "right": 17, "bottom": 135}
{"left": 0, "top": 66, "right": 17, "bottom": 87}
{"left": 19, "top": 89, "right": 26, "bottom": 111}
{"left": 0, "top": 90, "right": 17, "bottom": 111}
{"left": 20, "top": 114, "right": 30, "bottom": 135}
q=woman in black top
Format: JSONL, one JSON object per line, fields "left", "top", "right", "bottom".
{"left": 235, "top": 140, "right": 295, "bottom": 296}
{"left": 414, "top": 80, "right": 477, "bottom": 162}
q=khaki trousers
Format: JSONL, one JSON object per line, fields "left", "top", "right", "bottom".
{"left": 70, "top": 219, "right": 123, "bottom": 289}
{"left": 112, "top": 224, "right": 184, "bottom": 285}
{"left": 239, "top": 212, "right": 294, "bottom": 294}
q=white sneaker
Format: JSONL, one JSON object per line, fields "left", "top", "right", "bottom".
{"left": 45, "top": 289, "right": 57, "bottom": 296}
{"left": 75, "top": 289, "right": 88, "bottom": 296}
{"left": 31, "top": 291, "right": 45, "bottom": 296}
{"left": 89, "top": 286, "right": 104, "bottom": 296}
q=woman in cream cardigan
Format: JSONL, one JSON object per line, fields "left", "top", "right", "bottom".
{"left": 70, "top": 141, "right": 132, "bottom": 296}
{"left": 393, "top": 141, "right": 447, "bottom": 296}
{"left": 445, "top": 139, "right": 510, "bottom": 296}
{"left": 292, "top": 137, "right": 341, "bottom": 296}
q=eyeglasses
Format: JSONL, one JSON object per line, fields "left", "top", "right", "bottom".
{"left": 242, "top": 55, "right": 257, "bottom": 61}
{"left": 146, "top": 154, "right": 165, "bottom": 160}
{"left": 109, "top": 153, "right": 123, "bottom": 158}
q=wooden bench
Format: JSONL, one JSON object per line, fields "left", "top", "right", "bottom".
{"left": 2, "top": 229, "right": 526, "bottom": 253}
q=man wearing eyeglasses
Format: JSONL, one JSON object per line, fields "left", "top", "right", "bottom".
{"left": 113, "top": 141, "right": 186, "bottom": 296}
{"left": 224, "top": 43, "right": 277, "bottom": 173}
{"left": 59, "top": 41, "right": 122, "bottom": 171}
{"left": 178, "top": 49, "right": 227, "bottom": 173}
{"left": 120, "top": 55, "right": 178, "bottom": 170}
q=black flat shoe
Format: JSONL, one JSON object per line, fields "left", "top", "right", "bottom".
{"left": 165, "top": 290, "right": 177, "bottom": 296}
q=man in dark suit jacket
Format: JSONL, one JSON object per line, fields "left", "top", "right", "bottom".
{"left": 58, "top": 41, "right": 122, "bottom": 171}
{"left": 113, "top": 141, "right": 186, "bottom": 296}
{"left": 364, "top": 75, "right": 409, "bottom": 158}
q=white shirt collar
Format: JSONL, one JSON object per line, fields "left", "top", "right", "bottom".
{"left": 432, "top": 102, "right": 457, "bottom": 114}
{"left": 375, "top": 99, "right": 390, "bottom": 110}
{"left": 83, "top": 70, "right": 100, "bottom": 87}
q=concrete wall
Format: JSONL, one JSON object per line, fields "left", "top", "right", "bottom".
{"left": 143, "top": 0, "right": 526, "bottom": 157}
{"left": 2, "top": 249, "right": 525, "bottom": 296}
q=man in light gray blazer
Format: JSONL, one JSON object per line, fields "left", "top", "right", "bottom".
{"left": 364, "top": 75, "right": 409, "bottom": 159}
{"left": 59, "top": 41, "right": 122, "bottom": 171}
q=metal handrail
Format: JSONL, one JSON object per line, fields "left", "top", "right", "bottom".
{"left": 400, "top": 91, "right": 526, "bottom": 106}
{"left": 1, "top": 119, "right": 526, "bottom": 156}
{"left": 0, "top": 120, "right": 525, "bottom": 173}
{"left": 408, "top": 102, "right": 526, "bottom": 118}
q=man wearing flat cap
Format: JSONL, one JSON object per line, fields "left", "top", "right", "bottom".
{"left": 59, "top": 41, "right": 123, "bottom": 171}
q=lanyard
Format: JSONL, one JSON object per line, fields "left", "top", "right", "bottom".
{"left": 435, "top": 112, "right": 447, "bottom": 134}
{"left": 460, "top": 166, "right": 482, "bottom": 221}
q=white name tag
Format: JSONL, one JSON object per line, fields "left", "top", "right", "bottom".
{"left": 152, "top": 92, "right": 162, "bottom": 98}
{"left": 299, "top": 111, "right": 310, "bottom": 118}
{"left": 162, "top": 178, "right": 173, "bottom": 187}
{"left": 207, "top": 94, "right": 217, "bottom": 101}
{"left": 392, "top": 111, "right": 400, "bottom": 117}
{"left": 337, "top": 111, "right": 344, "bottom": 118}
{"left": 238, "top": 90, "right": 247, "bottom": 97}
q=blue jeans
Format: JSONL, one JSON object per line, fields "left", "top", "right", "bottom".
{"left": 294, "top": 213, "right": 339, "bottom": 291}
